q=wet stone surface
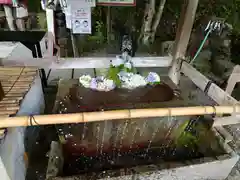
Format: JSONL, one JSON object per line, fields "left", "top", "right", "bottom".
{"left": 55, "top": 83, "right": 175, "bottom": 113}
{"left": 53, "top": 84, "right": 225, "bottom": 178}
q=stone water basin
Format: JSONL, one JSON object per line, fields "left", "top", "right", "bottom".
{"left": 51, "top": 78, "right": 238, "bottom": 179}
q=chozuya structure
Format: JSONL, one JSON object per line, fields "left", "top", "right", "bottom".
{"left": 0, "top": 0, "right": 239, "bottom": 180}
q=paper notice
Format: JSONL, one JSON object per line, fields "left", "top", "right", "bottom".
{"left": 71, "top": 7, "right": 92, "bottom": 34}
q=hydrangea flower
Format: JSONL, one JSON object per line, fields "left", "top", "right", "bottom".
{"left": 97, "top": 82, "right": 106, "bottom": 91}
{"left": 120, "top": 73, "right": 147, "bottom": 89}
{"left": 90, "top": 78, "right": 97, "bottom": 90}
{"left": 96, "top": 76, "right": 105, "bottom": 81}
{"left": 103, "top": 79, "right": 116, "bottom": 91}
{"left": 145, "top": 72, "right": 161, "bottom": 84}
{"left": 130, "top": 74, "right": 147, "bottom": 88}
{"left": 79, "top": 75, "right": 92, "bottom": 88}
{"left": 89, "top": 77, "right": 116, "bottom": 92}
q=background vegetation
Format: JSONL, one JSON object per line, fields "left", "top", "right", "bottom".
{"left": 22, "top": 0, "right": 240, "bottom": 56}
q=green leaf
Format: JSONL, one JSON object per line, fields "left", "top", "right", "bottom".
{"left": 107, "top": 65, "right": 122, "bottom": 87}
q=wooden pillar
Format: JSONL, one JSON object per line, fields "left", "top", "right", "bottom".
{"left": 46, "top": 8, "right": 55, "bottom": 40}
{"left": 168, "top": 0, "right": 199, "bottom": 85}
{"left": 226, "top": 65, "right": 240, "bottom": 95}
{"left": 46, "top": 7, "right": 57, "bottom": 57}
{"left": 107, "top": 6, "right": 111, "bottom": 44}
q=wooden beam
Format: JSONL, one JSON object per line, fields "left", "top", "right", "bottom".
{"left": 214, "top": 126, "right": 233, "bottom": 144}
{"left": 181, "top": 62, "right": 240, "bottom": 127}
{"left": 213, "top": 65, "right": 240, "bottom": 127}
{"left": 0, "top": 42, "right": 19, "bottom": 59}
{"left": 226, "top": 65, "right": 240, "bottom": 95}
{"left": 214, "top": 115, "right": 240, "bottom": 127}
{"left": 0, "top": 32, "right": 49, "bottom": 64}
{"left": 181, "top": 62, "right": 239, "bottom": 105}
{"left": 168, "top": 0, "right": 199, "bottom": 85}
{"left": 0, "top": 56, "right": 172, "bottom": 69}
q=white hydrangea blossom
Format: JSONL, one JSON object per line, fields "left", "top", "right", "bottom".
{"left": 119, "top": 72, "right": 147, "bottom": 89}
{"left": 96, "top": 82, "right": 106, "bottom": 91}
{"left": 129, "top": 74, "right": 147, "bottom": 88}
{"left": 79, "top": 75, "right": 115, "bottom": 92}
{"left": 97, "top": 79, "right": 115, "bottom": 92}
{"left": 103, "top": 79, "right": 115, "bottom": 91}
{"left": 79, "top": 75, "right": 92, "bottom": 88}
{"left": 118, "top": 71, "right": 131, "bottom": 80}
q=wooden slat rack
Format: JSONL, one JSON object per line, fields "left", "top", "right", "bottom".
{"left": 0, "top": 67, "right": 37, "bottom": 116}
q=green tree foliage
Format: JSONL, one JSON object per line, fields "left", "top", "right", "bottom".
{"left": 196, "top": 0, "right": 240, "bottom": 32}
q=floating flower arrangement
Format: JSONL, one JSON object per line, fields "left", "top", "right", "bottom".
{"left": 79, "top": 54, "right": 161, "bottom": 92}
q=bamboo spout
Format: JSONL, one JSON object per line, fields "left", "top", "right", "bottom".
{"left": 0, "top": 105, "right": 239, "bottom": 128}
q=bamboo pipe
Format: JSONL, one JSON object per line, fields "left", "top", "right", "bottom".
{"left": 0, "top": 105, "right": 239, "bottom": 128}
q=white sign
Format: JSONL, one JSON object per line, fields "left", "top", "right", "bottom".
{"left": 71, "top": 7, "right": 92, "bottom": 34}
{"left": 97, "top": 0, "right": 135, "bottom": 6}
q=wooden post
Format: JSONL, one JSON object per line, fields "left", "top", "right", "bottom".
{"left": 226, "top": 65, "right": 240, "bottom": 95}
{"left": 168, "top": 0, "right": 199, "bottom": 85}
{"left": 107, "top": 6, "right": 111, "bottom": 44}
{"left": 70, "top": 32, "right": 79, "bottom": 57}
{"left": 46, "top": 8, "right": 56, "bottom": 57}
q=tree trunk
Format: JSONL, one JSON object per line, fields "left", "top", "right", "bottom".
{"left": 141, "top": 0, "right": 156, "bottom": 45}
{"left": 138, "top": 0, "right": 166, "bottom": 46}
{"left": 150, "top": 0, "right": 167, "bottom": 43}
{"left": 137, "top": 1, "right": 150, "bottom": 45}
